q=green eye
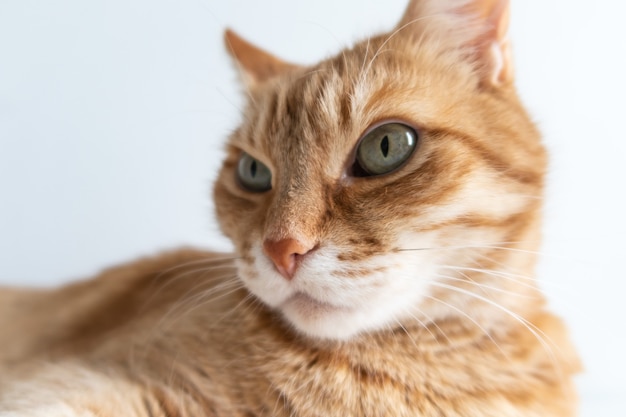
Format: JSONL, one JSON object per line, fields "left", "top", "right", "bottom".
{"left": 237, "top": 152, "right": 272, "bottom": 192}
{"left": 354, "top": 123, "right": 418, "bottom": 176}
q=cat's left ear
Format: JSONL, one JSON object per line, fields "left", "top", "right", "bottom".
{"left": 466, "top": 0, "right": 512, "bottom": 86}
{"left": 398, "top": 0, "right": 513, "bottom": 87}
{"left": 224, "top": 29, "right": 301, "bottom": 89}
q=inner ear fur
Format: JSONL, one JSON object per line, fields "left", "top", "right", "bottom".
{"left": 397, "top": 0, "right": 513, "bottom": 87}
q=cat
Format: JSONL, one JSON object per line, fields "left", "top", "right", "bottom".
{"left": 0, "top": 0, "right": 580, "bottom": 415}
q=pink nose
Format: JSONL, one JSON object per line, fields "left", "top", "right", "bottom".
{"left": 263, "top": 238, "right": 313, "bottom": 280}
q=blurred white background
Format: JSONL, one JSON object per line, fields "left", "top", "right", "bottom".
{"left": 1, "top": 0, "right": 624, "bottom": 414}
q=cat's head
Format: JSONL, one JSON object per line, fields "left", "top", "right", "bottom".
{"left": 214, "top": 0, "right": 546, "bottom": 340}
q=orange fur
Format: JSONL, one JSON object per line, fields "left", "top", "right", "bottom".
{"left": 0, "top": 1, "right": 579, "bottom": 415}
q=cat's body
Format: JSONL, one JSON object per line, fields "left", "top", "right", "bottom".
{"left": 0, "top": 0, "right": 580, "bottom": 415}
{"left": 0, "top": 249, "right": 578, "bottom": 416}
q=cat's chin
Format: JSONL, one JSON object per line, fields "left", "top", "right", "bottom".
{"left": 283, "top": 292, "right": 347, "bottom": 314}
{"left": 279, "top": 292, "right": 375, "bottom": 341}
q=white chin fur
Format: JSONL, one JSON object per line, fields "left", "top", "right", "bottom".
{"left": 280, "top": 293, "right": 407, "bottom": 340}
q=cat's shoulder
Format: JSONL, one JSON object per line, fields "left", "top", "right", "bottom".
{"left": 96, "top": 248, "right": 233, "bottom": 280}
{"left": 0, "top": 248, "right": 237, "bottom": 366}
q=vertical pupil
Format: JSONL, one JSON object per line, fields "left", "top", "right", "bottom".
{"left": 381, "top": 135, "right": 389, "bottom": 158}
{"left": 250, "top": 160, "right": 257, "bottom": 178}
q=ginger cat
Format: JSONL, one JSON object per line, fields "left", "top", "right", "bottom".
{"left": 0, "top": 0, "right": 580, "bottom": 415}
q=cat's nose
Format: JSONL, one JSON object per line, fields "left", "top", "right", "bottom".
{"left": 263, "top": 238, "right": 313, "bottom": 280}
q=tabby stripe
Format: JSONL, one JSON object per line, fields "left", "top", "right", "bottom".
{"left": 259, "top": 91, "right": 280, "bottom": 148}
{"left": 430, "top": 127, "right": 543, "bottom": 186}
{"left": 415, "top": 208, "right": 539, "bottom": 233}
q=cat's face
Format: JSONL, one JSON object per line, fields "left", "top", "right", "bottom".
{"left": 214, "top": 0, "right": 546, "bottom": 340}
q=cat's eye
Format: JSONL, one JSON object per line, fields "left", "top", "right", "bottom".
{"left": 237, "top": 152, "right": 272, "bottom": 192}
{"left": 354, "top": 123, "right": 418, "bottom": 176}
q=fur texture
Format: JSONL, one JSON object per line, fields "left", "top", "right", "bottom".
{"left": 0, "top": 0, "right": 579, "bottom": 415}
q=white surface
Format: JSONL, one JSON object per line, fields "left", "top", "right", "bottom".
{"left": 0, "top": 0, "right": 624, "bottom": 414}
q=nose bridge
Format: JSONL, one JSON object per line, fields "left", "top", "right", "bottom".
{"left": 264, "top": 166, "right": 325, "bottom": 242}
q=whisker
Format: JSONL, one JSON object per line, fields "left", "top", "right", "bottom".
{"left": 449, "top": 267, "right": 490, "bottom": 297}
{"left": 439, "top": 264, "right": 538, "bottom": 284}
{"left": 293, "top": 68, "right": 328, "bottom": 82}
{"left": 155, "top": 276, "right": 243, "bottom": 330}
{"left": 208, "top": 291, "right": 259, "bottom": 330}
{"left": 301, "top": 20, "right": 350, "bottom": 72}
{"left": 428, "top": 281, "right": 564, "bottom": 376}
{"left": 128, "top": 274, "right": 241, "bottom": 368}
{"left": 148, "top": 256, "right": 239, "bottom": 291}
{"left": 397, "top": 241, "right": 542, "bottom": 253}
{"left": 393, "top": 319, "right": 421, "bottom": 350}
{"left": 440, "top": 264, "right": 565, "bottom": 291}
{"left": 140, "top": 260, "right": 239, "bottom": 313}
{"left": 215, "top": 87, "right": 254, "bottom": 124}
{"left": 361, "top": 14, "right": 440, "bottom": 78}
{"left": 477, "top": 254, "right": 568, "bottom": 290}
{"left": 359, "top": 36, "right": 371, "bottom": 78}
{"left": 413, "top": 305, "right": 453, "bottom": 345}
{"left": 434, "top": 273, "right": 540, "bottom": 300}
{"left": 395, "top": 310, "right": 440, "bottom": 348}
{"left": 422, "top": 293, "right": 509, "bottom": 359}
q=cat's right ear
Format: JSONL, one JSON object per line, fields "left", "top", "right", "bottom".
{"left": 224, "top": 29, "right": 301, "bottom": 89}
